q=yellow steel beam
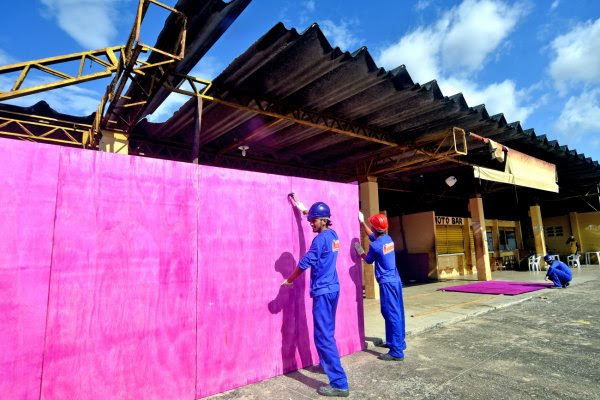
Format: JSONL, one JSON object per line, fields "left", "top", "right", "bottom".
{"left": 0, "top": 46, "right": 123, "bottom": 101}
{"left": 165, "top": 74, "right": 399, "bottom": 147}
{"left": 0, "top": 113, "right": 92, "bottom": 147}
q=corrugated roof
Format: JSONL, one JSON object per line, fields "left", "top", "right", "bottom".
{"left": 131, "top": 22, "right": 599, "bottom": 196}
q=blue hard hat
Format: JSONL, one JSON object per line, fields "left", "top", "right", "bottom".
{"left": 544, "top": 255, "right": 553, "bottom": 263}
{"left": 307, "top": 202, "right": 331, "bottom": 221}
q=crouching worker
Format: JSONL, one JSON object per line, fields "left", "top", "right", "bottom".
{"left": 544, "top": 255, "right": 572, "bottom": 288}
{"left": 354, "top": 211, "right": 406, "bottom": 361}
{"left": 282, "top": 198, "right": 349, "bottom": 397}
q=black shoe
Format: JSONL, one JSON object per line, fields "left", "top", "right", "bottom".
{"left": 378, "top": 353, "right": 404, "bottom": 361}
{"left": 564, "top": 282, "right": 570, "bottom": 287}
{"left": 317, "top": 385, "right": 349, "bottom": 397}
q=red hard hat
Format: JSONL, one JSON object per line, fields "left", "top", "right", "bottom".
{"left": 369, "top": 213, "right": 388, "bottom": 232}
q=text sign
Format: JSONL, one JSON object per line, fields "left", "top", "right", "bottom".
{"left": 436, "top": 216, "right": 464, "bottom": 225}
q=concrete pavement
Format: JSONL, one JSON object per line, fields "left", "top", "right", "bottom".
{"left": 365, "top": 267, "right": 599, "bottom": 345}
{"left": 207, "top": 266, "right": 599, "bottom": 399}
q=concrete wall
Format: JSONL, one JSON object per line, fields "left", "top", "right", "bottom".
{"left": 578, "top": 212, "right": 600, "bottom": 252}
{"left": 398, "top": 212, "right": 437, "bottom": 279}
{"left": 543, "top": 215, "right": 571, "bottom": 254}
{"left": 0, "top": 138, "right": 364, "bottom": 400}
{"left": 542, "top": 212, "right": 600, "bottom": 254}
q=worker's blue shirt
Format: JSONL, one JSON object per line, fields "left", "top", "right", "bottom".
{"left": 365, "top": 233, "right": 401, "bottom": 284}
{"left": 546, "top": 260, "right": 572, "bottom": 280}
{"left": 298, "top": 229, "right": 341, "bottom": 297}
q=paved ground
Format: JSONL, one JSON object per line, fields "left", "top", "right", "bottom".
{"left": 365, "top": 268, "right": 599, "bottom": 342}
{"left": 207, "top": 268, "right": 600, "bottom": 399}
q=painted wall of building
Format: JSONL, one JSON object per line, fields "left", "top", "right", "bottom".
{"left": 395, "top": 212, "right": 437, "bottom": 279}
{"left": 542, "top": 215, "right": 571, "bottom": 255}
{"left": 0, "top": 138, "right": 364, "bottom": 400}
{"left": 578, "top": 212, "right": 600, "bottom": 252}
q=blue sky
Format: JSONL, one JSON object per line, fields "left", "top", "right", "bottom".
{"left": 1, "top": 0, "right": 599, "bottom": 162}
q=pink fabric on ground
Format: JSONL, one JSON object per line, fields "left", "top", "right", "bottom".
{"left": 438, "top": 280, "right": 554, "bottom": 295}
{"left": 0, "top": 140, "right": 59, "bottom": 400}
{"left": 41, "top": 148, "right": 198, "bottom": 400}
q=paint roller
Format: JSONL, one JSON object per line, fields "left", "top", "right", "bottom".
{"left": 288, "top": 192, "right": 308, "bottom": 214}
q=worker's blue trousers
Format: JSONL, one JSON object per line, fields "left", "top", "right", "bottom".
{"left": 313, "top": 292, "right": 348, "bottom": 390}
{"left": 380, "top": 281, "right": 406, "bottom": 358}
{"left": 547, "top": 268, "right": 571, "bottom": 288}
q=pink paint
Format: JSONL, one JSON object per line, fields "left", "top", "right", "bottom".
{"left": 41, "top": 148, "right": 198, "bottom": 400}
{"left": 0, "top": 140, "right": 59, "bottom": 400}
{"left": 0, "top": 138, "right": 363, "bottom": 399}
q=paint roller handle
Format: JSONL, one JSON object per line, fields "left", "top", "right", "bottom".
{"left": 288, "top": 192, "right": 308, "bottom": 214}
{"left": 353, "top": 241, "right": 365, "bottom": 256}
{"left": 281, "top": 266, "right": 303, "bottom": 286}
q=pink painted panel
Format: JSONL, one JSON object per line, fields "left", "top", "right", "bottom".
{"left": 196, "top": 167, "right": 363, "bottom": 398}
{"left": 41, "top": 149, "right": 198, "bottom": 400}
{"left": 0, "top": 137, "right": 363, "bottom": 400}
{"left": 196, "top": 167, "right": 294, "bottom": 398}
{"left": 0, "top": 139, "right": 59, "bottom": 400}
{"left": 289, "top": 177, "right": 364, "bottom": 358}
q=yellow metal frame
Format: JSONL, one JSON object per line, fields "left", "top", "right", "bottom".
{"left": 164, "top": 73, "right": 398, "bottom": 147}
{"left": 0, "top": 0, "right": 187, "bottom": 147}
{"left": 0, "top": 47, "right": 123, "bottom": 101}
{"left": 0, "top": 110, "right": 92, "bottom": 147}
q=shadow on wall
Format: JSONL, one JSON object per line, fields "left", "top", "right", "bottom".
{"left": 268, "top": 252, "right": 313, "bottom": 373}
{"left": 349, "top": 237, "right": 366, "bottom": 348}
{"left": 268, "top": 204, "right": 314, "bottom": 376}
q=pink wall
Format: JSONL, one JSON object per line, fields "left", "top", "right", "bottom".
{"left": 0, "top": 140, "right": 59, "bottom": 400}
{"left": 0, "top": 138, "right": 364, "bottom": 400}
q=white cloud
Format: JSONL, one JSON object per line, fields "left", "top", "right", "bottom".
{"left": 319, "top": 19, "right": 362, "bottom": 51}
{"left": 378, "top": 0, "right": 526, "bottom": 79}
{"left": 40, "top": 0, "right": 120, "bottom": 49}
{"left": 304, "top": 0, "right": 315, "bottom": 12}
{"left": 554, "top": 88, "right": 600, "bottom": 144}
{"left": 377, "top": 0, "right": 534, "bottom": 123}
{"left": 0, "top": 74, "right": 102, "bottom": 116}
{"left": 441, "top": 0, "right": 526, "bottom": 75}
{"left": 440, "top": 77, "right": 538, "bottom": 123}
{"left": 550, "top": 0, "right": 560, "bottom": 11}
{"left": 549, "top": 18, "right": 600, "bottom": 93}
{"left": 0, "top": 48, "right": 17, "bottom": 65}
{"left": 415, "top": 0, "right": 432, "bottom": 11}
{"left": 379, "top": 27, "right": 441, "bottom": 83}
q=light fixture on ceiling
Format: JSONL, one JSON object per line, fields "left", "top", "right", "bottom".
{"left": 238, "top": 145, "right": 249, "bottom": 157}
{"left": 445, "top": 176, "right": 457, "bottom": 187}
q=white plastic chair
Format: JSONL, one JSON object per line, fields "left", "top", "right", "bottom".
{"left": 567, "top": 254, "right": 581, "bottom": 269}
{"left": 528, "top": 255, "right": 541, "bottom": 271}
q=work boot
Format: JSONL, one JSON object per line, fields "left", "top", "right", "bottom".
{"left": 378, "top": 353, "right": 404, "bottom": 361}
{"left": 317, "top": 385, "right": 349, "bottom": 397}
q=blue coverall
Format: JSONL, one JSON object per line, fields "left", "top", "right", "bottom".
{"left": 365, "top": 233, "right": 406, "bottom": 358}
{"left": 298, "top": 229, "right": 348, "bottom": 390}
{"left": 546, "top": 260, "right": 572, "bottom": 288}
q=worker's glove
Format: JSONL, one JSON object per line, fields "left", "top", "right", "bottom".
{"left": 296, "top": 201, "right": 308, "bottom": 214}
{"left": 358, "top": 211, "right": 365, "bottom": 223}
{"left": 353, "top": 241, "right": 365, "bottom": 256}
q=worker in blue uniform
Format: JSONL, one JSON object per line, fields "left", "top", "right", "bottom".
{"left": 544, "top": 255, "right": 572, "bottom": 288}
{"left": 283, "top": 196, "right": 349, "bottom": 397}
{"left": 354, "top": 211, "right": 406, "bottom": 361}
